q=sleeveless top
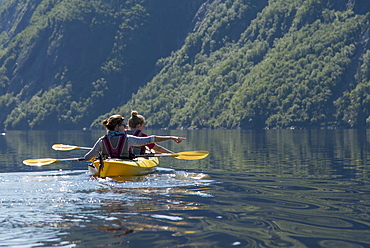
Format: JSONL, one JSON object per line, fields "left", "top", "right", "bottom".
{"left": 101, "top": 133, "right": 130, "bottom": 158}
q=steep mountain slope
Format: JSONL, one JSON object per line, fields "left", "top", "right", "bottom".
{"left": 0, "top": 0, "right": 205, "bottom": 129}
{"left": 1, "top": 0, "right": 370, "bottom": 130}
{"left": 108, "top": 0, "right": 370, "bottom": 129}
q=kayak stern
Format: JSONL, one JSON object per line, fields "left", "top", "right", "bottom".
{"left": 89, "top": 157, "right": 159, "bottom": 177}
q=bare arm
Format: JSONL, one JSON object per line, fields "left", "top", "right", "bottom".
{"left": 153, "top": 136, "right": 185, "bottom": 143}
{"left": 127, "top": 135, "right": 185, "bottom": 146}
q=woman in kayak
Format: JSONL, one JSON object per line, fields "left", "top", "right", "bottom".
{"left": 84, "top": 114, "right": 184, "bottom": 161}
{"left": 127, "top": 111, "right": 174, "bottom": 154}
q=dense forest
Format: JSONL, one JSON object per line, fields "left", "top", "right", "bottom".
{"left": 1, "top": 0, "right": 370, "bottom": 130}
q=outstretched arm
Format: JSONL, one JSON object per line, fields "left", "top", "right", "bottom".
{"left": 153, "top": 136, "right": 185, "bottom": 144}
{"left": 127, "top": 135, "right": 185, "bottom": 147}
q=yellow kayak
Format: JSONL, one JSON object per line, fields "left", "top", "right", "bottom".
{"left": 24, "top": 144, "right": 208, "bottom": 177}
{"left": 88, "top": 156, "right": 159, "bottom": 177}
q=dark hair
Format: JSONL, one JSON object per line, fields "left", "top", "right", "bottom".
{"left": 102, "top": 115, "right": 124, "bottom": 131}
{"left": 128, "top": 111, "right": 145, "bottom": 128}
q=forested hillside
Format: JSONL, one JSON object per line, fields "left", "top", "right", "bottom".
{"left": 0, "top": 0, "right": 205, "bottom": 129}
{"left": 110, "top": 0, "right": 370, "bottom": 129}
{"left": 1, "top": 0, "right": 370, "bottom": 130}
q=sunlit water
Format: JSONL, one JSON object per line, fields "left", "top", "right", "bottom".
{"left": 0, "top": 129, "right": 369, "bottom": 247}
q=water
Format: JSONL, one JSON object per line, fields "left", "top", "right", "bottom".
{"left": 0, "top": 129, "right": 369, "bottom": 247}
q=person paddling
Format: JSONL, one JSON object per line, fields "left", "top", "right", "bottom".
{"left": 127, "top": 111, "right": 174, "bottom": 155}
{"left": 83, "top": 114, "right": 185, "bottom": 161}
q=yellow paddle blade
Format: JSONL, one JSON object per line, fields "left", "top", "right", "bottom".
{"left": 52, "top": 144, "right": 91, "bottom": 151}
{"left": 173, "top": 151, "right": 209, "bottom": 160}
{"left": 23, "top": 158, "right": 60, "bottom": 166}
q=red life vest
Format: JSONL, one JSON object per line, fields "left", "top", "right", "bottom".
{"left": 101, "top": 134, "right": 129, "bottom": 158}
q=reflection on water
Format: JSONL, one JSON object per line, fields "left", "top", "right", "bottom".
{"left": 0, "top": 130, "right": 106, "bottom": 173}
{"left": 188, "top": 129, "right": 370, "bottom": 178}
{"left": 0, "top": 169, "right": 212, "bottom": 247}
{"left": 0, "top": 129, "right": 370, "bottom": 247}
{"left": 208, "top": 172, "right": 370, "bottom": 248}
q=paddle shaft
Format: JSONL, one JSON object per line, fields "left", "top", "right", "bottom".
{"left": 23, "top": 158, "right": 82, "bottom": 166}
{"left": 52, "top": 144, "right": 91, "bottom": 151}
{"left": 53, "top": 144, "right": 208, "bottom": 159}
{"left": 136, "top": 151, "right": 209, "bottom": 160}
{"left": 23, "top": 149, "right": 208, "bottom": 167}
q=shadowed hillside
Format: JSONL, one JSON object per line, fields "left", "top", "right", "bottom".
{"left": 0, "top": 0, "right": 205, "bottom": 129}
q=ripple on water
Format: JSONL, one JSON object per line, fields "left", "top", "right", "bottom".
{"left": 0, "top": 168, "right": 214, "bottom": 247}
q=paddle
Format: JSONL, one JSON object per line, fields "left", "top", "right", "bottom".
{"left": 139, "top": 151, "right": 209, "bottom": 160}
{"left": 52, "top": 144, "right": 91, "bottom": 151}
{"left": 52, "top": 143, "right": 209, "bottom": 160}
{"left": 23, "top": 150, "right": 209, "bottom": 166}
{"left": 23, "top": 158, "right": 82, "bottom": 166}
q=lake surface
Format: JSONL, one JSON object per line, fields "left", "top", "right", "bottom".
{"left": 0, "top": 129, "right": 369, "bottom": 247}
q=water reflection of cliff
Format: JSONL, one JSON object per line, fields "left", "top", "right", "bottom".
{"left": 163, "top": 129, "right": 370, "bottom": 179}
{"left": 1, "top": 129, "right": 369, "bottom": 178}
{"left": 0, "top": 130, "right": 105, "bottom": 172}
